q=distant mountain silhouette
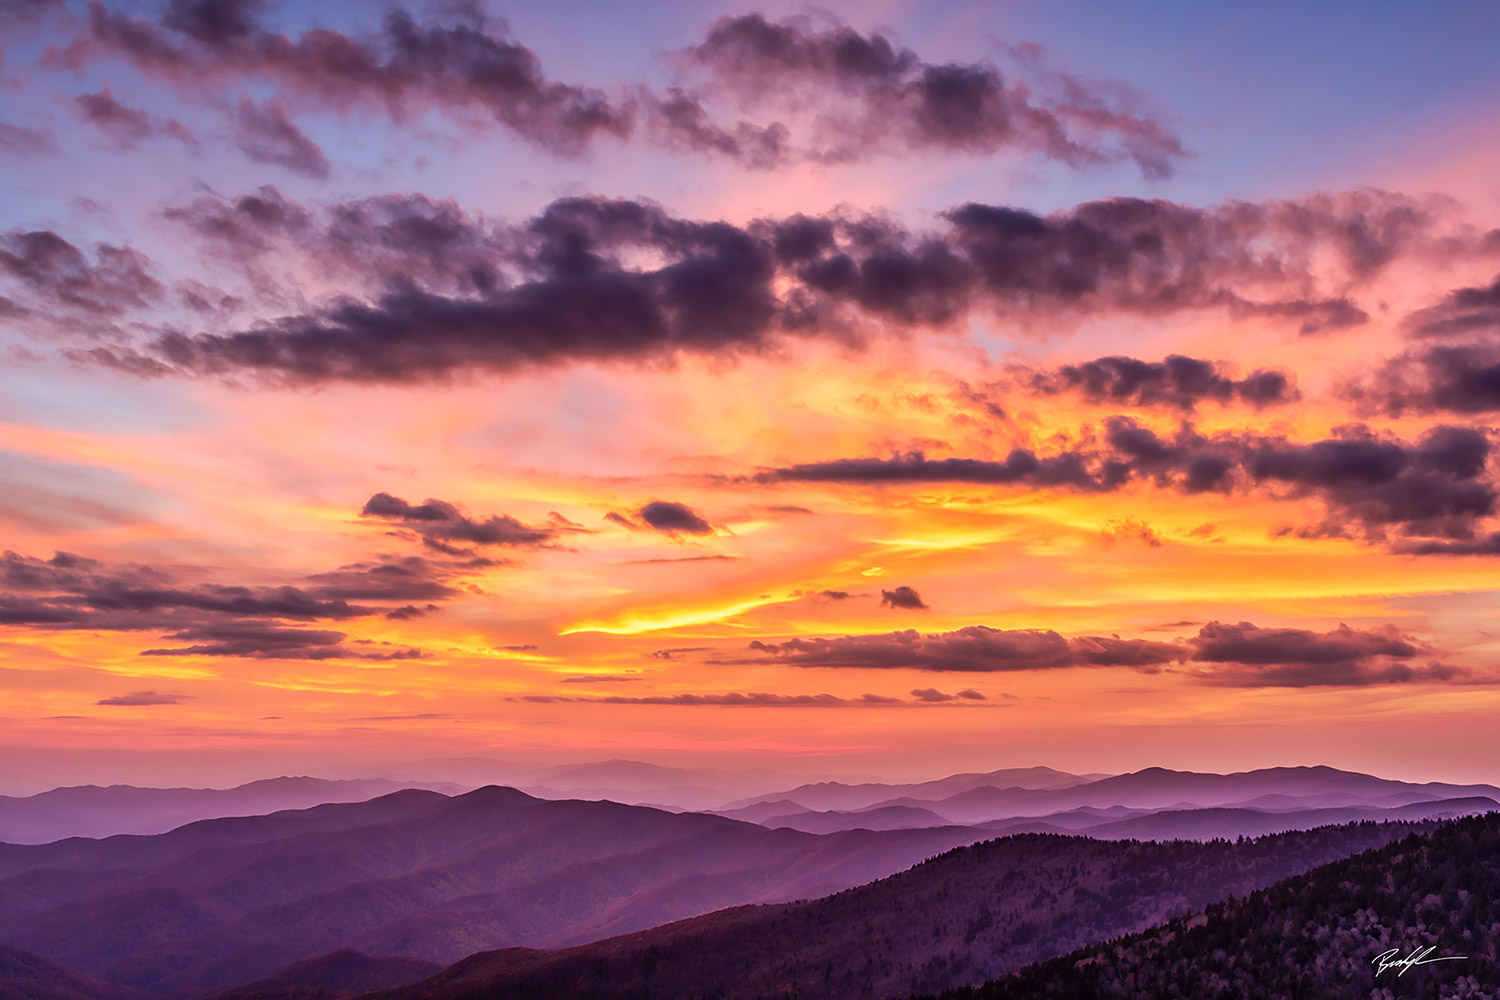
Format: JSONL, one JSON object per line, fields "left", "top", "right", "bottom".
{"left": 0, "top": 947, "right": 145, "bottom": 1000}
{"left": 0, "top": 779, "right": 466, "bottom": 845}
{"left": 759, "top": 805, "right": 958, "bottom": 834}
{"left": 209, "top": 950, "right": 441, "bottom": 1000}
{"left": 365, "top": 819, "right": 1439, "bottom": 1000}
{"left": 926, "top": 811, "right": 1500, "bottom": 999}
{"left": 336, "top": 757, "right": 831, "bottom": 812}
{"left": 852, "top": 765, "right": 1500, "bottom": 824}
{"left": 0, "top": 787, "right": 994, "bottom": 995}
{"left": 719, "top": 765, "right": 1102, "bottom": 813}
{"left": 711, "top": 799, "right": 813, "bottom": 824}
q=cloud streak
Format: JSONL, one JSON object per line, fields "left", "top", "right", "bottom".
{"left": 68, "top": 187, "right": 1457, "bottom": 384}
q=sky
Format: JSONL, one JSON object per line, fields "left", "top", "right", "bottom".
{"left": 3, "top": 0, "right": 1500, "bottom": 794}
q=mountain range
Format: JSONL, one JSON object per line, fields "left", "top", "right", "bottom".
{"left": 1, "top": 763, "right": 1496, "bottom": 1000}
{"left": 0, "top": 779, "right": 467, "bottom": 845}
{"left": 926, "top": 810, "right": 1500, "bottom": 999}
{"left": 0, "top": 787, "right": 991, "bottom": 994}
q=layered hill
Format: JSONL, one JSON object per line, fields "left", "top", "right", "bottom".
{"left": 0, "top": 948, "right": 145, "bottom": 1000}
{"left": 0, "top": 779, "right": 466, "bottom": 845}
{"left": 0, "top": 786, "right": 992, "bottom": 996}
{"left": 723, "top": 765, "right": 1500, "bottom": 834}
{"left": 364, "top": 818, "right": 1440, "bottom": 1000}
{"left": 927, "top": 811, "right": 1500, "bottom": 999}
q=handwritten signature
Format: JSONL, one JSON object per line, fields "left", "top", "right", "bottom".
{"left": 1372, "top": 946, "right": 1466, "bottom": 977}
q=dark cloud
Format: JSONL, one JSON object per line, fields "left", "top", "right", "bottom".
{"left": 743, "top": 625, "right": 1179, "bottom": 672}
{"left": 0, "top": 0, "right": 66, "bottom": 27}
{"left": 818, "top": 589, "right": 851, "bottom": 600}
{"left": 624, "top": 554, "right": 737, "bottom": 564}
{"left": 74, "top": 87, "right": 196, "bottom": 150}
{"left": 510, "top": 690, "right": 995, "bottom": 707}
{"left": 162, "top": 186, "right": 313, "bottom": 259}
{"left": 0, "top": 550, "right": 375, "bottom": 623}
{"left": 80, "top": 188, "right": 1448, "bottom": 383}
{"left": 763, "top": 449, "right": 1101, "bottom": 489}
{"left": 0, "top": 549, "right": 472, "bottom": 658}
{"left": 1352, "top": 342, "right": 1500, "bottom": 417}
{"left": 758, "top": 422, "right": 1497, "bottom": 551}
{"left": 139, "top": 624, "right": 422, "bottom": 660}
{"left": 676, "top": 14, "right": 1185, "bottom": 177}
{"left": 1025, "top": 354, "right": 1299, "bottom": 410}
{"left": 97, "top": 690, "right": 188, "bottom": 706}
{"left": 383, "top": 603, "right": 438, "bottom": 620}
{"left": 560, "top": 674, "right": 640, "bottom": 684}
{"left": 68, "top": 3, "right": 1184, "bottom": 173}
{"left": 301, "top": 555, "right": 459, "bottom": 602}
{"left": 1232, "top": 296, "right": 1370, "bottom": 335}
{"left": 360, "top": 491, "right": 561, "bottom": 550}
{"left": 1391, "top": 532, "right": 1500, "bottom": 556}
{"left": 880, "top": 585, "right": 928, "bottom": 610}
{"left": 1185, "top": 620, "right": 1464, "bottom": 687}
{"left": 231, "top": 97, "right": 330, "bottom": 178}
{"left": 736, "top": 620, "right": 1466, "bottom": 687}
{"left": 646, "top": 646, "right": 714, "bottom": 661}
{"left": 79, "top": 0, "right": 633, "bottom": 156}
{"left": 0, "top": 229, "right": 163, "bottom": 316}
{"left": 909, "top": 687, "right": 987, "bottom": 702}
{"left": 637, "top": 500, "right": 713, "bottom": 536}
{"left": 1402, "top": 275, "right": 1500, "bottom": 339}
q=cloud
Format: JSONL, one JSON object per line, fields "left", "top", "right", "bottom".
{"left": 762, "top": 450, "right": 1101, "bottom": 489}
{"left": 742, "top": 625, "right": 1180, "bottom": 672}
{"left": 97, "top": 690, "right": 188, "bottom": 706}
{"left": 646, "top": 646, "right": 713, "bottom": 660}
{"left": 74, "top": 87, "right": 196, "bottom": 150}
{"left": 0, "top": 121, "right": 57, "bottom": 155}
{"left": 139, "top": 623, "right": 423, "bottom": 660}
{"left": 735, "top": 620, "right": 1467, "bottom": 687}
{"left": 880, "top": 585, "right": 928, "bottom": 610}
{"left": 0, "top": 229, "right": 163, "bottom": 316}
{"left": 231, "top": 97, "right": 329, "bottom": 178}
{"left": 78, "top": 0, "right": 633, "bottom": 156}
{"left": 1023, "top": 354, "right": 1299, "bottom": 410}
{"left": 757, "top": 421, "right": 1497, "bottom": 551}
{"left": 162, "top": 185, "right": 313, "bottom": 260}
{"left": 300, "top": 555, "right": 461, "bottom": 601}
{"left": 1185, "top": 621, "right": 1465, "bottom": 687}
{"left": 0, "top": 548, "right": 476, "bottom": 657}
{"left": 509, "top": 690, "right": 996, "bottom": 707}
{"left": 637, "top": 500, "right": 713, "bottom": 535}
{"left": 76, "top": 188, "right": 1458, "bottom": 383}
{"left": 1350, "top": 342, "right": 1500, "bottom": 417}
{"left": 673, "top": 14, "right": 1186, "bottom": 177}
{"left": 1402, "top": 274, "right": 1500, "bottom": 339}
{"left": 1103, "top": 518, "right": 1163, "bottom": 547}
{"left": 360, "top": 492, "right": 562, "bottom": 551}
{"left": 909, "top": 687, "right": 986, "bottom": 702}
{"left": 68, "top": 3, "right": 1183, "bottom": 174}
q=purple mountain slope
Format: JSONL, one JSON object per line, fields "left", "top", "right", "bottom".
{"left": 719, "top": 765, "right": 1103, "bottom": 812}
{"left": 0, "top": 787, "right": 994, "bottom": 996}
{"left": 863, "top": 765, "right": 1500, "bottom": 824}
{"left": 759, "top": 805, "right": 957, "bottom": 834}
{"left": 0, "top": 779, "right": 467, "bottom": 845}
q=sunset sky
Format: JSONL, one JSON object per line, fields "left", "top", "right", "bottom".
{"left": 4, "top": 0, "right": 1500, "bottom": 794}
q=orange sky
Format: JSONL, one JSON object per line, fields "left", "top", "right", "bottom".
{"left": 3, "top": 1, "right": 1500, "bottom": 793}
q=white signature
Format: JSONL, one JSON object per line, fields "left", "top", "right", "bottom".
{"left": 1372, "top": 946, "right": 1466, "bottom": 977}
